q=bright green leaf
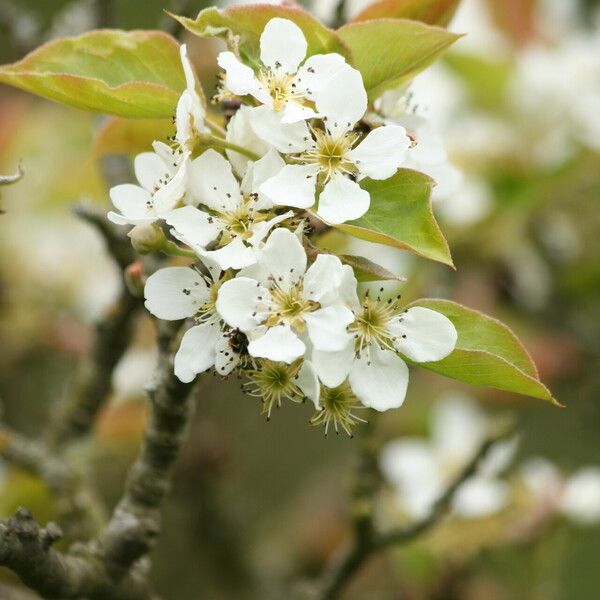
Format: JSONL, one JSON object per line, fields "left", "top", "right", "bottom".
{"left": 337, "top": 19, "right": 461, "bottom": 100}
{"left": 0, "top": 30, "right": 185, "bottom": 118}
{"left": 352, "top": 0, "right": 462, "bottom": 27}
{"left": 407, "top": 299, "right": 559, "bottom": 404}
{"left": 332, "top": 169, "right": 453, "bottom": 267}
{"left": 92, "top": 117, "right": 174, "bottom": 157}
{"left": 172, "top": 5, "right": 352, "bottom": 67}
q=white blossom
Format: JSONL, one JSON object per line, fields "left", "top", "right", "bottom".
{"left": 312, "top": 289, "right": 457, "bottom": 411}
{"left": 175, "top": 44, "right": 209, "bottom": 150}
{"left": 215, "top": 228, "right": 355, "bottom": 363}
{"left": 144, "top": 262, "right": 243, "bottom": 382}
{"left": 520, "top": 458, "right": 600, "bottom": 525}
{"left": 255, "top": 65, "right": 410, "bottom": 224}
{"left": 217, "top": 17, "right": 347, "bottom": 123}
{"left": 380, "top": 394, "right": 517, "bottom": 519}
{"left": 165, "top": 148, "right": 293, "bottom": 270}
{"left": 107, "top": 142, "right": 189, "bottom": 226}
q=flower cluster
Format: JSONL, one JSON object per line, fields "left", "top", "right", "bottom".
{"left": 108, "top": 18, "right": 458, "bottom": 434}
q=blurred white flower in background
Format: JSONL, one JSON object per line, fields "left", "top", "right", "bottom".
{"left": 520, "top": 458, "right": 600, "bottom": 525}
{"left": 380, "top": 393, "right": 517, "bottom": 519}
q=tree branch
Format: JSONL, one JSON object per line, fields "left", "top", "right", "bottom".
{"left": 0, "top": 324, "right": 196, "bottom": 599}
{"left": 97, "top": 321, "right": 196, "bottom": 579}
{"left": 317, "top": 425, "right": 515, "bottom": 600}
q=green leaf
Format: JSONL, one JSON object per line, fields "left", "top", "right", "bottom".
{"left": 172, "top": 5, "right": 352, "bottom": 67}
{"left": 0, "top": 30, "right": 185, "bottom": 118}
{"left": 339, "top": 254, "right": 407, "bottom": 282}
{"left": 407, "top": 299, "right": 559, "bottom": 404}
{"left": 332, "top": 169, "right": 453, "bottom": 267}
{"left": 352, "top": 0, "right": 462, "bottom": 27}
{"left": 337, "top": 19, "right": 461, "bottom": 100}
{"left": 92, "top": 117, "right": 174, "bottom": 157}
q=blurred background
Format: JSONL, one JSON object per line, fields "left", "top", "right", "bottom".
{"left": 0, "top": 0, "right": 599, "bottom": 598}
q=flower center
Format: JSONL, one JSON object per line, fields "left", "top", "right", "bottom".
{"left": 310, "top": 382, "right": 366, "bottom": 436}
{"left": 242, "top": 360, "right": 306, "bottom": 419}
{"left": 258, "top": 70, "right": 299, "bottom": 112}
{"left": 219, "top": 196, "right": 268, "bottom": 241}
{"left": 301, "top": 127, "right": 358, "bottom": 182}
{"left": 267, "top": 284, "right": 315, "bottom": 330}
{"left": 348, "top": 293, "right": 404, "bottom": 354}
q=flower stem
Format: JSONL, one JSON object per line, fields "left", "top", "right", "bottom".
{"left": 205, "top": 135, "right": 261, "bottom": 161}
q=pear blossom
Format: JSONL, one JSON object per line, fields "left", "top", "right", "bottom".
{"left": 225, "top": 105, "right": 272, "bottom": 177}
{"left": 107, "top": 142, "right": 189, "bottom": 226}
{"left": 256, "top": 65, "right": 411, "bottom": 224}
{"left": 164, "top": 148, "right": 294, "bottom": 270}
{"left": 380, "top": 395, "right": 518, "bottom": 519}
{"left": 215, "top": 228, "right": 355, "bottom": 363}
{"left": 175, "top": 44, "right": 209, "bottom": 150}
{"left": 312, "top": 288, "right": 457, "bottom": 411}
{"left": 519, "top": 458, "right": 600, "bottom": 525}
{"left": 217, "top": 17, "right": 347, "bottom": 124}
{"left": 144, "top": 262, "right": 244, "bottom": 382}
{"left": 375, "top": 88, "right": 461, "bottom": 201}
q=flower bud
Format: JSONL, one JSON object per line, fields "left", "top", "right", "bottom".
{"left": 127, "top": 223, "right": 165, "bottom": 255}
{"left": 124, "top": 260, "right": 145, "bottom": 298}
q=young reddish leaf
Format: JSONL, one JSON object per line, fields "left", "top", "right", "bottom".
{"left": 352, "top": 0, "right": 462, "bottom": 27}
{"left": 407, "top": 299, "right": 559, "bottom": 405}
{"left": 0, "top": 30, "right": 185, "bottom": 118}
{"left": 331, "top": 169, "right": 453, "bottom": 267}
{"left": 337, "top": 19, "right": 461, "bottom": 99}
{"left": 171, "top": 5, "right": 352, "bottom": 66}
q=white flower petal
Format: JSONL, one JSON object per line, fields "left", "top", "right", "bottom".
{"left": 174, "top": 322, "right": 220, "bottom": 382}
{"left": 134, "top": 152, "right": 168, "bottom": 192}
{"left": 294, "top": 53, "right": 347, "bottom": 100}
{"left": 349, "top": 125, "right": 410, "bottom": 180}
{"left": 260, "top": 18, "right": 307, "bottom": 74}
{"left": 214, "top": 332, "right": 241, "bottom": 376}
{"left": 200, "top": 237, "right": 257, "bottom": 271}
{"left": 109, "top": 184, "right": 154, "bottom": 224}
{"left": 226, "top": 105, "right": 271, "bottom": 177}
{"left": 452, "top": 478, "right": 509, "bottom": 519}
{"left": 316, "top": 65, "right": 367, "bottom": 135}
{"left": 153, "top": 157, "right": 189, "bottom": 216}
{"left": 317, "top": 174, "right": 370, "bottom": 224}
{"left": 217, "top": 51, "right": 262, "bottom": 98}
{"left": 303, "top": 253, "right": 347, "bottom": 305}
{"left": 379, "top": 439, "right": 442, "bottom": 518}
{"left": 560, "top": 467, "right": 600, "bottom": 524}
{"left": 259, "top": 227, "right": 307, "bottom": 289}
{"left": 165, "top": 206, "right": 221, "bottom": 248}
{"left": 241, "top": 149, "right": 286, "bottom": 209}
{"left": 340, "top": 264, "right": 361, "bottom": 312}
{"left": 189, "top": 149, "right": 242, "bottom": 212}
{"left": 248, "top": 324, "right": 305, "bottom": 362}
{"left": 431, "top": 394, "right": 486, "bottom": 461}
{"left": 260, "top": 163, "right": 318, "bottom": 209}
{"left": 519, "top": 457, "right": 563, "bottom": 500}
{"left": 280, "top": 102, "right": 318, "bottom": 124}
{"left": 392, "top": 114, "right": 446, "bottom": 165}
{"left": 144, "top": 267, "right": 209, "bottom": 320}
{"left": 312, "top": 342, "right": 355, "bottom": 388}
{"left": 390, "top": 307, "right": 457, "bottom": 363}
{"left": 304, "top": 304, "right": 354, "bottom": 352}
{"left": 296, "top": 360, "right": 320, "bottom": 409}
{"left": 216, "top": 277, "right": 269, "bottom": 331}
{"left": 247, "top": 210, "right": 293, "bottom": 246}
{"left": 249, "top": 105, "right": 313, "bottom": 153}
{"left": 349, "top": 344, "right": 409, "bottom": 411}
